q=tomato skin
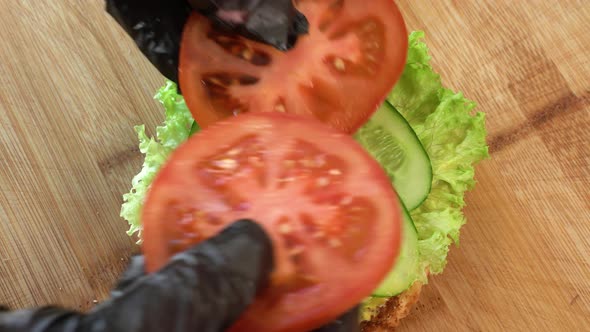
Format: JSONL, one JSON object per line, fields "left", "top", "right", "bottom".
{"left": 179, "top": 0, "right": 408, "bottom": 134}
{"left": 141, "top": 113, "right": 402, "bottom": 332}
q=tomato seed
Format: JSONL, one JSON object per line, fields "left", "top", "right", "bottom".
{"left": 333, "top": 57, "right": 346, "bottom": 72}
{"left": 329, "top": 238, "right": 343, "bottom": 248}
{"left": 214, "top": 158, "right": 238, "bottom": 170}
{"left": 316, "top": 177, "right": 330, "bottom": 187}
{"left": 227, "top": 148, "right": 242, "bottom": 156}
{"left": 312, "top": 231, "right": 326, "bottom": 239}
{"left": 278, "top": 177, "right": 295, "bottom": 183}
{"left": 366, "top": 54, "right": 377, "bottom": 62}
{"left": 274, "top": 103, "right": 286, "bottom": 112}
{"left": 328, "top": 168, "right": 342, "bottom": 176}
{"left": 340, "top": 196, "right": 353, "bottom": 205}
{"left": 209, "top": 77, "right": 223, "bottom": 86}
{"left": 363, "top": 21, "right": 377, "bottom": 32}
{"left": 248, "top": 156, "right": 263, "bottom": 167}
{"left": 279, "top": 223, "right": 293, "bottom": 234}
{"left": 242, "top": 48, "right": 253, "bottom": 61}
{"left": 289, "top": 246, "right": 305, "bottom": 257}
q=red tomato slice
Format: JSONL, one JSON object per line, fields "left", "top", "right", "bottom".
{"left": 178, "top": 0, "right": 408, "bottom": 134}
{"left": 141, "top": 113, "right": 402, "bottom": 332}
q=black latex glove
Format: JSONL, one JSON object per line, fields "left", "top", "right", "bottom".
{"left": 106, "top": 0, "right": 308, "bottom": 83}
{"left": 0, "top": 220, "right": 359, "bottom": 332}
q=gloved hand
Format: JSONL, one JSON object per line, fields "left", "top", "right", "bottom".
{"left": 106, "top": 0, "right": 309, "bottom": 83}
{"left": 0, "top": 220, "right": 359, "bottom": 332}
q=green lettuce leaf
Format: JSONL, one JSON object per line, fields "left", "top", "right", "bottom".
{"left": 120, "top": 81, "right": 196, "bottom": 241}
{"left": 388, "top": 31, "right": 489, "bottom": 279}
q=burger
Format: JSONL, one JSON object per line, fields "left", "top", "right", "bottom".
{"left": 114, "top": 0, "right": 489, "bottom": 330}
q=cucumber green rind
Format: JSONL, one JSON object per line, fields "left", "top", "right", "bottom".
{"left": 355, "top": 101, "right": 433, "bottom": 210}
{"left": 371, "top": 200, "right": 419, "bottom": 297}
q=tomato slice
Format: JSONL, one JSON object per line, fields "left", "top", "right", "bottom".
{"left": 141, "top": 113, "right": 402, "bottom": 332}
{"left": 178, "top": 0, "right": 408, "bottom": 134}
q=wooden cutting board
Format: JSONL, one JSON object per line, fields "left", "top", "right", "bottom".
{"left": 1, "top": 0, "right": 588, "bottom": 330}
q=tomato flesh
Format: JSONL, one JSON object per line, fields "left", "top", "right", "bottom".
{"left": 141, "top": 113, "right": 402, "bottom": 332}
{"left": 179, "top": 0, "right": 408, "bottom": 133}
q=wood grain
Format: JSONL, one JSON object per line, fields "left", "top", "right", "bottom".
{"left": 1, "top": 0, "right": 588, "bottom": 330}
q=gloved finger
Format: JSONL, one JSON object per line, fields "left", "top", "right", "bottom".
{"left": 111, "top": 255, "right": 146, "bottom": 296}
{"left": 110, "top": 259, "right": 360, "bottom": 331}
{"left": 106, "top": 0, "right": 308, "bottom": 85}
{"left": 313, "top": 305, "right": 360, "bottom": 332}
{"left": 0, "top": 306, "right": 82, "bottom": 332}
{"left": 292, "top": 10, "right": 309, "bottom": 35}
{"left": 78, "top": 219, "right": 274, "bottom": 332}
{"left": 190, "top": 0, "right": 309, "bottom": 50}
{"left": 243, "top": 0, "right": 309, "bottom": 50}
{"left": 106, "top": 0, "right": 190, "bottom": 83}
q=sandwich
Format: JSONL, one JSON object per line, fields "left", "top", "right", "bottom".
{"left": 117, "top": 1, "right": 489, "bottom": 330}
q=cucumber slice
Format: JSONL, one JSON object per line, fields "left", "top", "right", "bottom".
{"left": 355, "top": 101, "right": 432, "bottom": 210}
{"left": 372, "top": 201, "right": 419, "bottom": 297}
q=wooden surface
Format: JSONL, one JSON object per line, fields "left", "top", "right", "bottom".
{"left": 0, "top": 0, "right": 588, "bottom": 330}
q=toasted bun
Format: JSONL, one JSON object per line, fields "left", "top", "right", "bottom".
{"left": 360, "top": 282, "right": 423, "bottom": 331}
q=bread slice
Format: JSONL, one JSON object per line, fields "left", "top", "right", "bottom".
{"left": 360, "top": 282, "right": 423, "bottom": 331}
